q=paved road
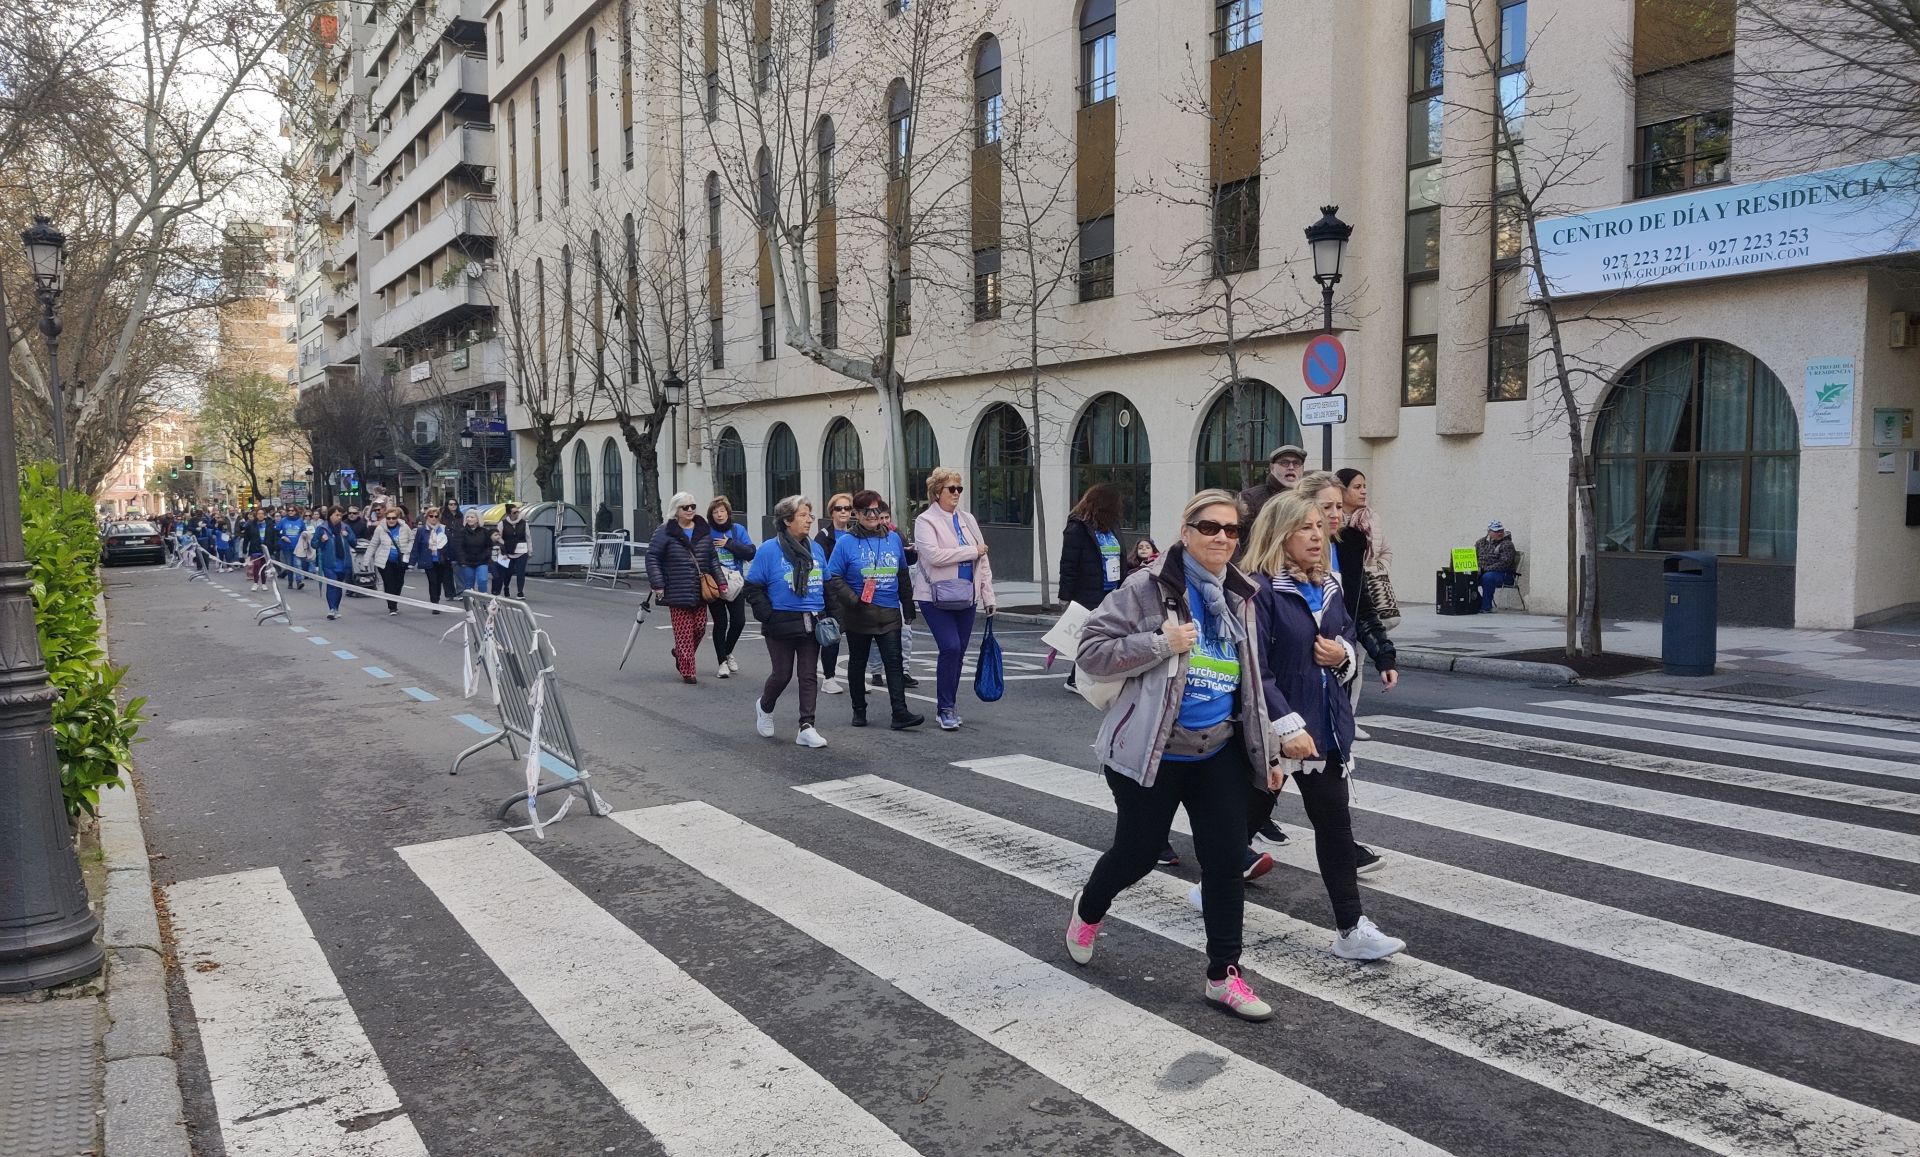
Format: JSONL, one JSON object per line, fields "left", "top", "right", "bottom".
{"left": 107, "top": 563, "right": 1920, "bottom": 1156}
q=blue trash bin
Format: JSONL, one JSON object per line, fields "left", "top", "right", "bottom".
{"left": 1661, "top": 552, "right": 1718, "bottom": 676}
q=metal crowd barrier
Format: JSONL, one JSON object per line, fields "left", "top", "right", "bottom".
{"left": 584, "top": 533, "right": 636, "bottom": 589}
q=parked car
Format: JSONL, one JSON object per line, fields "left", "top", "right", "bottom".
{"left": 102, "top": 522, "right": 167, "bottom": 566}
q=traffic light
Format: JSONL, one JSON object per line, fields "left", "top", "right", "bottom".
{"left": 183, "top": 454, "right": 194, "bottom": 471}
{"left": 168, "top": 467, "right": 178, "bottom": 479}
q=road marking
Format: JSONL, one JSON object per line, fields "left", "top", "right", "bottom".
{"left": 363, "top": 667, "right": 393, "bottom": 679}
{"left": 957, "top": 754, "right": 1920, "bottom": 1045}
{"left": 1346, "top": 779, "right": 1920, "bottom": 934}
{"left": 397, "top": 832, "right": 917, "bottom": 1157}
{"left": 1622, "top": 693, "right": 1920, "bottom": 736}
{"left": 1444, "top": 708, "right": 1920, "bottom": 783}
{"left": 308, "top": 637, "right": 329, "bottom": 645}
{"left": 452, "top": 714, "right": 497, "bottom": 734}
{"left": 167, "top": 868, "right": 428, "bottom": 1156}
{"left": 1361, "top": 715, "right": 1920, "bottom": 815}
{"left": 401, "top": 687, "right": 438, "bottom": 702}
{"left": 289, "top": 626, "right": 309, "bottom": 634}
{"left": 615, "top": 801, "right": 1447, "bottom": 1157}
{"left": 802, "top": 775, "right": 1920, "bottom": 1157}
{"left": 1534, "top": 699, "right": 1920, "bottom": 758}
{"left": 1364, "top": 740, "right": 1920, "bottom": 864}
{"left": 332, "top": 649, "right": 356, "bottom": 660}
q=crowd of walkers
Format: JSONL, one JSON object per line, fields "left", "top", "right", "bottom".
{"left": 167, "top": 499, "right": 534, "bottom": 619}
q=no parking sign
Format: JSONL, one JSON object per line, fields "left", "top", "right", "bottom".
{"left": 1303, "top": 334, "right": 1346, "bottom": 395}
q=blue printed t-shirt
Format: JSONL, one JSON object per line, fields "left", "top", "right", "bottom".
{"left": 1095, "top": 530, "right": 1121, "bottom": 591}
{"left": 746, "top": 539, "right": 826, "bottom": 612}
{"left": 830, "top": 532, "right": 905, "bottom": 609}
{"left": 1163, "top": 586, "right": 1241, "bottom": 761}
{"left": 711, "top": 525, "right": 745, "bottom": 572}
{"left": 952, "top": 513, "right": 974, "bottom": 582}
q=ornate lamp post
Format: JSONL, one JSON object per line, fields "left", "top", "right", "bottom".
{"left": 21, "top": 217, "right": 72, "bottom": 489}
{"left": 1303, "top": 206, "right": 1354, "bottom": 470}
{"left": 0, "top": 284, "right": 103, "bottom": 991}
{"left": 662, "top": 369, "right": 686, "bottom": 494}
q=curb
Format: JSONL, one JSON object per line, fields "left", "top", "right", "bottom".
{"left": 1398, "top": 647, "right": 1580, "bottom": 685}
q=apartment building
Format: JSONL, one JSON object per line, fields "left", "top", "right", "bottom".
{"left": 286, "top": 0, "right": 514, "bottom": 509}
{"left": 498, "top": 0, "right": 1920, "bottom": 630}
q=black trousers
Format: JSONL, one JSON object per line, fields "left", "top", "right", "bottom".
{"left": 379, "top": 559, "right": 407, "bottom": 610}
{"left": 820, "top": 639, "right": 840, "bottom": 678}
{"left": 1079, "top": 742, "right": 1253, "bottom": 979}
{"left": 1249, "top": 756, "right": 1362, "bottom": 932}
{"left": 846, "top": 630, "right": 908, "bottom": 721}
{"left": 709, "top": 597, "right": 746, "bottom": 660}
{"left": 422, "top": 562, "right": 453, "bottom": 604}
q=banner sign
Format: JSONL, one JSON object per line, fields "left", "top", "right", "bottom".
{"left": 1536, "top": 154, "right": 1920, "bottom": 297}
{"left": 1299, "top": 395, "right": 1348, "bottom": 426}
{"left": 1803, "top": 357, "right": 1856, "bottom": 447}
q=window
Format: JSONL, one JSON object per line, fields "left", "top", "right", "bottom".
{"left": 1632, "top": 0, "right": 1733, "bottom": 200}
{"left": 1489, "top": 326, "right": 1529, "bottom": 401}
{"left": 819, "top": 288, "right": 838, "bottom": 348}
{"left": 760, "top": 304, "right": 775, "bottom": 360}
{"left": 815, "top": 0, "right": 835, "bottom": 57}
{"left": 587, "top": 32, "right": 600, "bottom": 188}
{"left": 1636, "top": 112, "right": 1732, "bottom": 198}
{"left": 1594, "top": 340, "right": 1798, "bottom": 560}
{"left": 1070, "top": 392, "right": 1151, "bottom": 535}
{"left": 765, "top": 424, "right": 800, "bottom": 517}
{"left": 494, "top": 13, "right": 504, "bottom": 60}
{"left": 1080, "top": 0, "right": 1116, "bottom": 105}
{"left": 885, "top": 0, "right": 910, "bottom": 14}
{"left": 572, "top": 442, "right": 591, "bottom": 511}
{"left": 975, "top": 36, "right": 1002, "bottom": 146}
{"left": 531, "top": 81, "right": 543, "bottom": 220}
{"left": 706, "top": 171, "right": 722, "bottom": 251}
{"left": 1213, "top": 176, "right": 1259, "bottom": 275}
{"left": 601, "top": 439, "right": 624, "bottom": 526}
{"left": 715, "top": 428, "right": 748, "bottom": 518}
{"left": 891, "top": 274, "right": 911, "bottom": 336}
{"left": 888, "top": 81, "right": 912, "bottom": 178}
{"left": 902, "top": 410, "right": 939, "bottom": 518}
{"left": 974, "top": 248, "right": 1001, "bottom": 321}
{"left": 1195, "top": 380, "right": 1301, "bottom": 491}
{"left": 970, "top": 403, "right": 1033, "bottom": 526}
{"left": 756, "top": 146, "right": 774, "bottom": 224}
{"left": 816, "top": 117, "right": 836, "bottom": 206}
{"left": 705, "top": 71, "right": 718, "bottom": 122}
{"left": 707, "top": 170, "right": 722, "bottom": 370}
{"left": 506, "top": 99, "right": 519, "bottom": 227}
{"left": 591, "top": 230, "right": 606, "bottom": 370}
{"left": 710, "top": 316, "right": 724, "bottom": 369}
{"left": 1216, "top": 0, "right": 1262, "bottom": 54}
{"left": 1404, "top": 0, "right": 1444, "bottom": 406}
{"left": 1078, "top": 215, "right": 1114, "bottom": 302}
{"left": 823, "top": 417, "right": 863, "bottom": 498}
{"left": 557, "top": 54, "right": 569, "bottom": 204}
{"left": 621, "top": 0, "right": 634, "bottom": 169}
{"left": 517, "top": 0, "right": 526, "bottom": 39}
{"left": 560, "top": 244, "right": 574, "bottom": 367}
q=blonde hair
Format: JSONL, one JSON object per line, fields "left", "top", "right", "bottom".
{"left": 1242, "top": 490, "right": 1328, "bottom": 582}
{"left": 1295, "top": 470, "right": 1346, "bottom": 542}
{"left": 826, "top": 492, "right": 853, "bottom": 518}
{"left": 925, "top": 467, "right": 962, "bottom": 503}
{"left": 1179, "top": 489, "right": 1242, "bottom": 531}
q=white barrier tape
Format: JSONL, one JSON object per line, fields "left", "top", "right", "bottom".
{"left": 503, "top": 665, "right": 573, "bottom": 839}
{"left": 257, "top": 557, "right": 464, "bottom": 616}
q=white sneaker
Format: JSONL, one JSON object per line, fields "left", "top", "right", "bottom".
{"left": 725, "top": 655, "right": 740, "bottom": 674}
{"left": 1353, "top": 725, "right": 1373, "bottom": 741}
{"left": 717, "top": 661, "right": 730, "bottom": 679}
{"left": 754, "top": 700, "right": 776, "bottom": 738}
{"left": 1333, "top": 916, "right": 1406, "bottom": 961}
{"left": 820, "top": 677, "right": 844, "bottom": 695}
{"left": 1186, "top": 883, "right": 1204, "bottom": 913}
{"left": 795, "top": 725, "right": 827, "bottom": 748}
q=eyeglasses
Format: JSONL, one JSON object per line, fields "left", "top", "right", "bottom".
{"left": 1186, "top": 519, "right": 1243, "bottom": 540}
{"left": 944, "top": 485, "right": 964, "bottom": 494}
{"left": 679, "top": 503, "right": 698, "bottom": 511}
{"left": 831, "top": 505, "right": 851, "bottom": 513}
{"left": 858, "top": 507, "right": 889, "bottom": 517}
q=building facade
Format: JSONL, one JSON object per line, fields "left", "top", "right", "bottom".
{"left": 477, "top": 0, "right": 1915, "bottom": 629}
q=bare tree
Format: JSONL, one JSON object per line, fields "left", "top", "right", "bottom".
{"left": 485, "top": 210, "right": 598, "bottom": 502}
{"left": 297, "top": 369, "right": 389, "bottom": 507}
{"left": 198, "top": 368, "right": 296, "bottom": 500}
{"left": 1737, "top": 1, "right": 1920, "bottom": 168}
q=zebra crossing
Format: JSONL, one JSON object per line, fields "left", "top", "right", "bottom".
{"left": 162, "top": 692, "right": 1920, "bottom": 1156}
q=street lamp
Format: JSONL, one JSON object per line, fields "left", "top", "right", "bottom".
{"left": 1303, "top": 206, "right": 1353, "bottom": 469}
{"left": 662, "top": 369, "right": 686, "bottom": 494}
{"left": 0, "top": 274, "right": 101, "bottom": 991}
{"left": 21, "top": 217, "right": 72, "bottom": 489}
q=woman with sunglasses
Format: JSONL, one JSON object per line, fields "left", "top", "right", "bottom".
{"left": 362, "top": 505, "right": 414, "bottom": 615}
{"left": 707, "top": 496, "right": 756, "bottom": 678}
{"left": 813, "top": 493, "right": 856, "bottom": 695}
{"left": 1064, "top": 490, "right": 1283, "bottom": 1021}
{"left": 911, "top": 468, "right": 997, "bottom": 731}
{"left": 413, "top": 506, "right": 454, "bottom": 612}
{"left": 646, "top": 491, "right": 726, "bottom": 684}
{"left": 826, "top": 490, "right": 924, "bottom": 731}
{"left": 744, "top": 494, "right": 831, "bottom": 747}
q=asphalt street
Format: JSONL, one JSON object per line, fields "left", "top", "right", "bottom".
{"left": 105, "top": 561, "right": 1920, "bottom": 1157}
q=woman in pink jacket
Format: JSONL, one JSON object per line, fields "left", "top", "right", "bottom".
{"left": 911, "top": 467, "right": 997, "bottom": 730}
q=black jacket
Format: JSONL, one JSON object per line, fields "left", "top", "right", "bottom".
{"left": 646, "top": 517, "right": 724, "bottom": 608}
{"left": 498, "top": 517, "right": 529, "bottom": 554}
{"left": 815, "top": 524, "right": 851, "bottom": 565}
{"left": 453, "top": 524, "right": 494, "bottom": 567}
{"left": 1057, "top": 516, "right": 1116, "bottom": 610}
{"left": 1333, "top": 527, "right": 1396, "bottom": 673}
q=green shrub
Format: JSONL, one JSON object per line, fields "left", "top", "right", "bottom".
{"left": 20, "top": 463, "right": 145, "bottom": 818}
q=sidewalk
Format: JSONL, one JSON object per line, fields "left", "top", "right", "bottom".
{"left": 1391, "top": 603, "right": 1920, "bottom": 718}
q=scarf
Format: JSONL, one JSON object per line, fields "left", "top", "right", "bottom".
{"left": 777, "top": 531, "right": 815, "bottom": 596}
{"left": 1182, "top": 549, "right": 1246, "bottom": 646}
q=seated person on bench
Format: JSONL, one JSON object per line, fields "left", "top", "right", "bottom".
{"left": 1475, "top": 521, "right": 1517, "bottom": 613}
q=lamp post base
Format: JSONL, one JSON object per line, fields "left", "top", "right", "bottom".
{"left": 0, "top": 708, "right": 103, "bottom": 994}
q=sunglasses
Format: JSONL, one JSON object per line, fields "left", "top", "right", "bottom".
{"left": 831, "top": 505, "right": 851, "bottom": 513}
{"left": 858, "top": 507, "right": 890, "bottom": 517}
{"left": 1186, "top": 519, "right": 1242, "bottom": 540}
{"left": 944, "top": 485, "right": 964, "bottom": 494}
{"left": 679, "top": 503, "right": 698, "bottom": 511}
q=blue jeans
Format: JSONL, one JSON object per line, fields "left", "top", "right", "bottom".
{"left": 280, "top": 547, "right": 303, "bottom": 586}
{"left": 457, "top": 564, "right": 489, "bottom": 594}
{"left": 1479, "top": 570, "right": 1514, "bottom": 612}
{"left": 324, "top": 569, "right": 349, "bottom": 612}
{"left": 917, "top": 603, "right": 977, "bottom": 714}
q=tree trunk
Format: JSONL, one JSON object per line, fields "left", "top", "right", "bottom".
{"left": 617, "top": 411, "right": 666, "bottom": 532}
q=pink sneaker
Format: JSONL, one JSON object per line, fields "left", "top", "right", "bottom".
{"left": 1065, "top": 888, "right": 1101, "bottom": 965}
{"left": 1204, "top": 966, "right": 1274, "bottom": 1022}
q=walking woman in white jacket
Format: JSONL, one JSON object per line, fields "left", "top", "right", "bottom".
{"left": 363, "top": 506, "right": 414, "bottom": 614}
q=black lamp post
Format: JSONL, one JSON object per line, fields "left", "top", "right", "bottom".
{"left": 0, "top": 275, "right": 102, "bottom": 991}
{"left": 21, "top": 217, "right": 72, "bottom": 489}
{"left": 662, "top": 369, "right": 685, "bottom": 494}
{"left": 1303, "top": 205, "right": 1354, "bottom": 469}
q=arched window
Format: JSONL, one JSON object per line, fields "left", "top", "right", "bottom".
{"left": 600, "top": 437, "right": 625, "bottom": 528}
{"left": 822, "top": 417, "right": 864, "bottom": 498}
{"left": 715, "top": 427, "right": 748, "bottom": 519}
{"left": 971, "top": 403, "right": 1033, "bottom": 527}
{"left": 888, "top": 80, "right": 912, "bottom": 178}
{"left": 1080, "top": 0, "right": 1116, "bottom": 105}
{"left": 1194, "top": 380, "right": 1301, "bottom": 491}
{"left": 572, "top": 441, "right": 592, "bottom": 514}
{"left": 974, "top": 36, "right": 1002, "bottom": 146}
{"left": 1071, "top": 392, "right": 1151, "bottom": 534}
{"left": 765, "top": 423, "right": 801, "bottom": 529}
{"left": 1594, "top": 340, "right": 1798, "bottom": 560}
{"left": 816, "top": 116, "right": 836, "bottom": 207}
{"left": 902, "top": 410, "right": 939, "bottom": 517}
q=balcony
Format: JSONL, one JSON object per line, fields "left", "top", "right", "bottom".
{"left": 370, "top": 194, "right": 496, "bottom": 292}
{"left": 372, "top": 53, "right": 487, "bottom": 178}
{"left": 371, "top": 280, "right": 489, "bottom": 349}
{"left": 330, "top": 176, "right": 356, "bottom": 223}
{"left": 394, "top": 339, "right": 506, "bottom": 404}
{"left": 324, "top": 329, "right": 366, "bottom": 367}
{"left": 368, "top": 123, "right": 493, "bottom": 235}
{"left": 326, "top": 229, "right": 358, "bottom": 273}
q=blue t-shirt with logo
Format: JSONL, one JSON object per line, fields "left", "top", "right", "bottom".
{"left": 827, "top": 531, "right": 906, "bottom": 610}
{"left": 745, "top": 538, "right": 827, "bottom": 612}
{"left": 1163, "top": 586, "right": 1241, "bottom": 761}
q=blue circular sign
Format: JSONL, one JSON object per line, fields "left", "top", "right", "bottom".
{"left": 1302, "top": 334, "right": 1347, "bottom": 395}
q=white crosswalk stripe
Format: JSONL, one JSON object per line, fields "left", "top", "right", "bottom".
{"left": 799, "top": 774, "right": 1920, "bottom": 1157}
{"left": 1533, "top": 698, "right": 1920, "bottom": 757}
{"left": 613, "top": 800, "right": 1451, "bottom": 1157}
{"left": 1622, "top": 692, "right": 1920, "bottom": 736}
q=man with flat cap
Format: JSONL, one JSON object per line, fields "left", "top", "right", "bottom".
{"left": 1237, "top": 443, "right": 1307, "bottom": 524}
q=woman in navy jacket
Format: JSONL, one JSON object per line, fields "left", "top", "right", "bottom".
{"left": 645, "top": 490, "right": 725, "bottom": 684}
{"left": 1242, "top": 489, "right": 1405, "bottom": 962}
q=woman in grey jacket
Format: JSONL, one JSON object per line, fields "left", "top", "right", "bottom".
{"left": 1064, "top": 490, "right": 1284, "bottom": 1022}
